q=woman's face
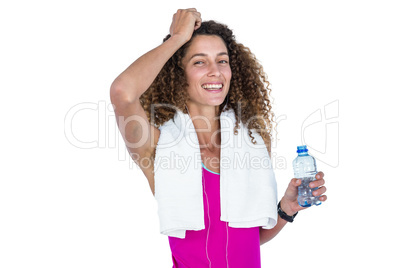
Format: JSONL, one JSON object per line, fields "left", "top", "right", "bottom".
{"left": 181, "top": 35, "right": 232, "bottom": 108}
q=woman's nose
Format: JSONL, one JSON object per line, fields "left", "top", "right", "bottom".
{"left": 207, "top": 63, "right": 221, "bottom": 77}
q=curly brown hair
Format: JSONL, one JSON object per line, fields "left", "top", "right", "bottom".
{"left": 140, "top": 20, "right": 275, "bottom": 151}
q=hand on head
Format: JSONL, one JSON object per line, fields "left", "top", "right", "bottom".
{"left": 170, "top": 8, "right": 202, "bottom": 43}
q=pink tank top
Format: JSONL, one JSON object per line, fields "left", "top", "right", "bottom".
{"left": 168, "top": 163, "right": 261, "bottom": 268}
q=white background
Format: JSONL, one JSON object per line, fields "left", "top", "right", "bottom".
{"left": 1, "top": 0, "right": 401, "bottom": 267}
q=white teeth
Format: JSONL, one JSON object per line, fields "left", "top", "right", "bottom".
{"left": 202, "top": 84, "right": 223, "bottom": 90}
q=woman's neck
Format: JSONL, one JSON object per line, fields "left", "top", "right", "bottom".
{"left": 185, "top": 104, "right": 221, "bottom": 149}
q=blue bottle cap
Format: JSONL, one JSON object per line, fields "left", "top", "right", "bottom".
{"left": 297, "top": 145, "right": 308, "bottom": 153}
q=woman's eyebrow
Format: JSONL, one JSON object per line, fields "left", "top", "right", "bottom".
{"left": 190, "top": 52, "right": 228, "bottom": 59}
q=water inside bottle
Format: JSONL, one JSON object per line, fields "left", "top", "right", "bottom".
{"left": 298, "top": 176, "right": 322, "bottom": 207}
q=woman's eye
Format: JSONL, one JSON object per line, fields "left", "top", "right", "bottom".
{"left": 219, "top": 60, "right": 228, "bottom": 64}
{"left": 194, "top": 61, "right": 204, "bottom": 65}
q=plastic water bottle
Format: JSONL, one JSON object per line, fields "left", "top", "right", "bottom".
{"left": 292, "top": 145, "right": 321, "bottom": 207}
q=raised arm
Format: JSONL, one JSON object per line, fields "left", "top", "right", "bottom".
{"left": 109, "top": 9, "right": 201, "bottom": 194}
{"left": 111, "top": 9, "right": 201, "bottom": 101}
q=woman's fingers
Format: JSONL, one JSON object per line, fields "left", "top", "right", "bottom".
{"left": 312, "top": 186, "right": 327, "bottom": 197}
{"left": 315, "top": 171, "right": 325, "bottom": 180}
{"left": 311, "top": 171, "right": 327, "bottom": 202}
{"left": 170, "top": 8, "right": 202, "bottom": 42}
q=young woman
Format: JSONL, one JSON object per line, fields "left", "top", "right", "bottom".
{"left": 110, "top": 8, "right": 327, "bottom": 268}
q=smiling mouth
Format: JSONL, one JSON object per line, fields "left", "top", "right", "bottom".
{"left": 201, "top": 83, "right": 223, "bottom": 90}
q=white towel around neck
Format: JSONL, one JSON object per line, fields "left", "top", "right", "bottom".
{"left": 154, "top": 108, "right": 277, "bottom": 238}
